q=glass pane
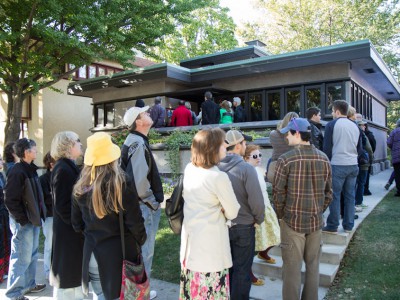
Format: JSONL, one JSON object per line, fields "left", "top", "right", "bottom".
{"left": 96, "top": 106, "right": 104, "bottom": 127}
{"left": 108, "top": 69, "right": 115, "bottom": 75}
{"left": 249, "top": 94, "right": 262, "bottom": 121}
{"left": 306, "top": 88, "right": 321, "bottom": 108}
{"left": 79, "top": 66, "right": 87, "bottom": 78}
{"left": 286, "top": 89, "right": 300, "bottom": 114}
{"left": 326, "top": 84, "right": 342, "bottom": 113}
{"left": 105, "top": 103, "right": 114, "bottom": 127}
{"left": 89, "top": 66, "right": 96, "bottom": 78}
{"left": 98, "top": 67, "right": 106, "bottom": 76}
{"left": 267, "top": 92, "right": 280, "bottom": 120}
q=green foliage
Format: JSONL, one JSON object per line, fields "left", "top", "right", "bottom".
{"left": 164, "top": 129, "right": 198, "bottom": 177}
{"left": 111, "top": 129, "right": 129, "bottom": 147}
{"left": 240, "top": 0, "right": 400, "bottom": 78}
{"left": 387, "top": 101, "right": 400, "bottom": 132}
{"left": 0, "top": 0, "right": 209, "bottom": 142}
{"left": 149, "top": 0, "right": 238, "bottom": 64}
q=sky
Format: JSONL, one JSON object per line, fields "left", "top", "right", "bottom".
{"left": 219, "top": 0, "right": 260, "bottom": 25}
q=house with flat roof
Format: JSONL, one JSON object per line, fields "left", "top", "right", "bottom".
{"left": 68, "top": 39, "right": 400, "bottom": 168}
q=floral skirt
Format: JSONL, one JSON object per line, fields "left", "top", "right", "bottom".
{"left": 255, "top": 202, "right": 281, "bottom": 251}
{"left": 179, "top": 268, "right": 230, "bottom": 300}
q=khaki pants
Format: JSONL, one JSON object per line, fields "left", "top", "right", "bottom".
{"left": 280, "top": 220, "right": 322, "bottom": 300}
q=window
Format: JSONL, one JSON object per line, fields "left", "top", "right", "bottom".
{"left": 351, "top": 81, "right": 373, "bottom": 120}
{"left": 306, "top": 86, "right": 321, "bottom": 109}
{"left": 267, "top": 91, "right": 280, "bottom": 120}
{"left": 286, "top": 88, "right": 300, "bottom": 115}
{"left": 98, "top": 67, "right": 106, "bottom": 76}
{"left": 89, "top": 66, "right": 97, "bottom": 78}
{"left": 249, "top": 93, "right": 262, "bottom": 121}
{"left": 326, "top": 83, "right": 343, "bottom": 114}
{"left": 94, "top": 103, "right": 115, "bottom": 127}
{"left": 78, "top": 66, "right": 87, "bottom": 79}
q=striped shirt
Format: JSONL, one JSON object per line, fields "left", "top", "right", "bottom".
{"left": 273, "top": 144, "right": 333, "bottom": 233}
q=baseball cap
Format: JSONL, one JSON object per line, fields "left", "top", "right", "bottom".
{"left": 225, "top": 130, "right": 252, "bottom": 147}
{"left": 123, "top": 106, "right": 149, "bottom": 127}
{"left": 280, "top": 118, "right": 311, "bottom": 134}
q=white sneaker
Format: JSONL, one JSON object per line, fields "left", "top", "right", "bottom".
{"left": 355, "top": 206, "right": 363, "bottom": 212}
{"left": 150, "top": 290, "right": 157, "bottom": 299}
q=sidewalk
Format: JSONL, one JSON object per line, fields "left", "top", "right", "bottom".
{"left": 0, "top": 168, "right": 393, "bottom": 300}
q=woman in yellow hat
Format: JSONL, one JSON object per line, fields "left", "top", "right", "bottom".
{"left": 72, "top": 132, "right": 146, "bottom": 300}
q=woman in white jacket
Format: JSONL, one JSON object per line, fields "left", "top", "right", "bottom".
{"left": 180, "top": 128, "right": 240, "bottom": 300}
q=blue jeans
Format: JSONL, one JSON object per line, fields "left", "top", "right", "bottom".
{"left": 326, "top": 165, "right": 359, "bottom": 231}
{"left": 140, "top": 204, "right": 161, "bottom": 280}
{"left": 42, "top": 217, "right": 53, "bottom": 279}
{"left": 88, "top": 253, "right": 106, "bottom": 300}
{"left": 229, "top": 224, "right": 255, "bottom": 300}
{"left": 6, "top": 217, "right": 40, "bottom": 300}
{"left": 355, "top": 169, "right": 368, "bottom": 206}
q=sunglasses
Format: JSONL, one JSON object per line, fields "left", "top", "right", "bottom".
{"left": 249, "top": 153, "right": 262, "bottom": 159}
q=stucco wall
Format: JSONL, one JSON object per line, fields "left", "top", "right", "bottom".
{"left": 42, "top": 80, "right": 93, "bottom": 161}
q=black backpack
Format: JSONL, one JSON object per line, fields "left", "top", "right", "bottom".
{"left": 165, "top": 175, "right": 184, "bottom": 235}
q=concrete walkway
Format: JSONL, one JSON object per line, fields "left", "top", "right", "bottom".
{"left": 0, "top": 168, "right": 393, "bottom": 300}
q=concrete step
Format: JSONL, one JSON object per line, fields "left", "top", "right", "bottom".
{"left": 322, "top": 231, "right": 351, "bottom": 245}
{"left": 269, "top": 243, "right": 346, "bottom": 265}
{"left": 252, "top": 255, "right": 339, "bottom": 287}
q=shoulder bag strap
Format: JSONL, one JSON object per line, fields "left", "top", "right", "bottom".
{"left": 119, "top": 209, "right": 125, "bottom": 260}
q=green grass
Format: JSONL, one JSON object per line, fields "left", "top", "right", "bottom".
{"left": 324, "top": 192, "right": 400, "bottom": 299}
{"left": 152, "top": 209, "right": 181, "bottom": 283}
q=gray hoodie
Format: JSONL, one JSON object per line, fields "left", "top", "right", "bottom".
{"left": 218, "top": 154, "right": 265, "bottom": 225}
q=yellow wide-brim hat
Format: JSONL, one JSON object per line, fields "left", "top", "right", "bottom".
{"left": 84, "top": 132, "right": 121, "bottom": 182}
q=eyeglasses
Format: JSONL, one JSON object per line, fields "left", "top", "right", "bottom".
{"left": 249, "top": 153, "right": 262, "bottom": 159}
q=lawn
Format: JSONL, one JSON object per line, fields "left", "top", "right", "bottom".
{"left": 152, "top": 209, "right": 181, "bottom": 283}
{"left": 324, "top": 192, "right": 400, "bottom": 299}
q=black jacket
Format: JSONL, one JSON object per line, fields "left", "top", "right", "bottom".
{"left": 365, "top": 129, "right": 376, "bottom": 153}
{"left": 309, "top": 120, "right": 324, "bottom": 151}
{"left": 39, "top": 170, "right": 53, "bottom": 217}
{"left": 72, "top": 179, "right": 146, "bottom": 300}
{"left": 5, "top": 161, "right": 46, "bottom": 226}
{"left": 201, "top": 100, "right": 220, "bottom": 124}
{"left": 50, "top": 158, "right": 83, "bottom": 289}
{"left": 234, "top": 105, "right": 246, "bottom": 123}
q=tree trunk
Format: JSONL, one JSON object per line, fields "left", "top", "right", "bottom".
{"left": 4, "top": 89, "right": 24, "bottom": 148}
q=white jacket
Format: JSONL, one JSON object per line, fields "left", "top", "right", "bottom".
{"left": 180, "top": 163, "right": 240, "bottom": 272}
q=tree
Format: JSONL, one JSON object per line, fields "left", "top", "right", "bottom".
{"left": 239, "top": 0, "right": 400, "bottom": 78}
{"left": 149, "top": 0, "right": 238, "bottom": 64}
{"left": 0, "top": 0, "right": 207, "bottom": 145}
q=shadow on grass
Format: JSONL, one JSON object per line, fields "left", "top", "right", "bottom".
{"left": 152, "top": 209, "right": 181, "bottom": 284}
{"left": 324, "top": 192, "right": 400, "bottom": 299}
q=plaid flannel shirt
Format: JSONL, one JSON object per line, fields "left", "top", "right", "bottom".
{"left": 273, "top": 144, "right": 333, "bottom": 233}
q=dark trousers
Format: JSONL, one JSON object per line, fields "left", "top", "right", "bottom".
{"left": 393, "top": 163, "right": 400, "bottom": 194}
{"left": 364, "top": 166, "right": 371, "bottom": 192}
{"left": 229, "top": 224, "right": 255, "bottom": 300}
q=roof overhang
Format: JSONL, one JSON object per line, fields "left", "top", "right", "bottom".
{"left": 68, "top": 40, "right": 400, "bottom": 101}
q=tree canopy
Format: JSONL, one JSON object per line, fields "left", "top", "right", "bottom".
{"left": 0, "top": 0, "right": 208, "bottom": 143}
{"left": 239, "top": 0, "right": 400, "bottom": 78}
{"left": 150, "top": 0, "right": 238, "bottom": 64}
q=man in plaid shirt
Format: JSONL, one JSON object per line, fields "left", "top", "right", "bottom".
{"left": 273, "top": 118, "right": 332, "bottom": 300}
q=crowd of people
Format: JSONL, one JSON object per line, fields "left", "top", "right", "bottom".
{"left": 0, "top": 97, "right": 394, "bottom": 300}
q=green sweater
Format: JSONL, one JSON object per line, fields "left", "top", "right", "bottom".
{"left": 219, "top": 108, "right": 233, "bottom": 124}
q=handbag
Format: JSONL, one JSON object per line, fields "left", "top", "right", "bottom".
{"left": 119, "top": 210, "right": 150, "bottom": 300}
{"left": 165, "top": 175, "right": 184, "bottom": 235}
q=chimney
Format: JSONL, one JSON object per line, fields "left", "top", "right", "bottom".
{"left": 245, "top": 40, "right": 266, "bottom": 47}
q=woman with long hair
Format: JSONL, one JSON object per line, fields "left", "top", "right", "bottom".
{"left": 72, "top": 132, "right": 146, "bottom": 300}
{"left": 219, "top": 100, "right": 234, "bottom": 124}
{"left": 50, "top": 131, "right": 84, "bottom": 299}
{"left": 180, "top": 128, "right": 240, "bottom": 299}
{"left": 244, "top": 144, "right": 281, "bottom": 285}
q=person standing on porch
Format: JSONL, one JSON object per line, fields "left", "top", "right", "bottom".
{"left": 273, "top": 118, "right": 332, "bottom": 300}
{"left": 201, "top": 91, "right": 220, "bottom": 124}
{"left": 121, "top": 106, "right": 164, "bottom": 300}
